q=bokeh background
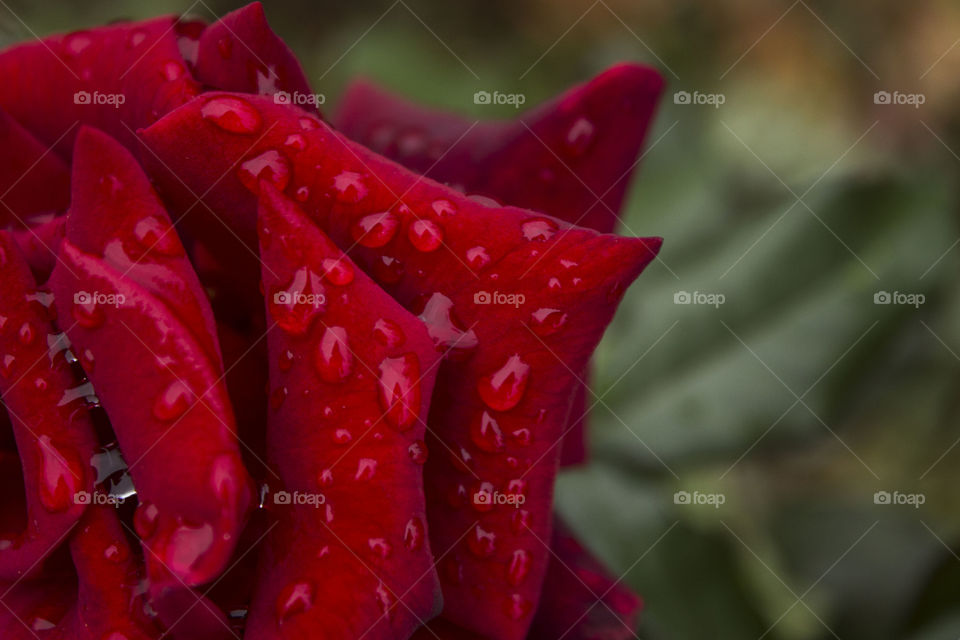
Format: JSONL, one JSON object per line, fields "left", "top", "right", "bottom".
{"left": 4, "top": 1, "right": 960, "bottom": 638}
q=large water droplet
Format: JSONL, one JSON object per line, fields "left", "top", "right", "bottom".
{"left": 507, "top": 549, "right": 531, "bottom": 586}
{"left": 355, "top": 457, "right": 377, "bottom": 481}
{"left": 530, "top": 308, "right": 567, "bottom": 336}
{"left": 477, "top": 354, "right": 530, "bottom": 411}
{"left": 276, "top": 581, "right": 314, "bottom": 624}
{"left": 466, "top": 246, "right": 491, "bottom": 270}
{"left": 470, "top": 411, "right": 505, "bottom": 453}
{"left": 521, "top": 218, "right": 557, "bottom": 242}
{"left": 165, "top": 523, "right": 214, "bottom": 577}
{"left": 267, "top": 267, "right": 326, "bottom": 335}
{"left": 134, "top": 216, "right": 183, "bottom": 257}
{"left": 134, "top": 502, "right": 159, "bottom": 539}
{"left": 377, "top": 353, "right": 421, "bottom": 431}
{"left": 37, "top": 436, "right": 82, "bottom": 512}
{"left": 237, "top": 150, "right": 291, "bottom": 194}
{"left": 467, "top": 524, "right": 496, "bottom": 557}
{"left": 404, "top": 517, "right": 425, "bottom": 551}
{"left": 372, "top": 319, "right": 406, "bottom": 348}
{"left": 368, "top": 537, "right": 392, "bottom": 562}
{"left": 152, "top": 380, "right": 194, "bottom": 421}
{"left": 418, "top": 292, "right": 477, "bottom": 353}
{"left": 314, "top": 326, "right": 353, "bottom": 383}
{"left": 321, "top": 258, "right": 354, "bottom": 286}
{"left": 407, "top": 219, "right": 443, "bottom": 252}
{"left": 332, "top": 171, "right": 368, "bottom": 203}
{"left": 17, "top": 322, "right": 35, "bottom": 346}
{"left": 350, "top": 212, "right": 399, "bottom": 248}
{"left": 407, "top": 440, "right": 428, "bottom": 465}
{"left": 201, "top": 97, "right": 263, "bottom": 134}
{"left": 431, "top": 199, "right": 457, "bottom": 217}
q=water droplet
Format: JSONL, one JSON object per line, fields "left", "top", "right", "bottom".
{"left": 506, "top": 593, "right": 533, "bottom": 620}
{"left": 318, "top": 468, "right": 333, "bottom": 487}
{"left": 467, "top": 524, "right": 496, "bottom": 557}
{"left": 468, "top": 194, "right": 501, "bottom": 208}
{"left": 510, "top": 509, "right": 530, "bottom": 534}
{"left": 368, "top": 537, "right": 391, "bottom": 562}
{"left": 563, "top": 117, "right": 595, "bottom": 157}
{"left": 373, "top": 319, "right": 406, "bottom": 348}
{"left": 404, "top": 517, "right": 425, "bottom": 550}
{"left": 0, "top": 354, "right": 14, "bottom": 378}
{"left": 237, "top": 150, "right": 291, "bottom": 194}
{"left": 355, "top": 457, "right": 377, "bottom": 481}
{"left": 314, "top": 326, "right": 353, "bottom": 383}
{"left": 331, "top": 171, "right": 368, "bottom": 204}
{"left": 216, "top": 37, "right": 233, "bottom": 58}
{"left": 276, "top": 581, "right": 314, "bottom": 624}
{"left": 418, "top": 292, "right": 478, "bottom": 353}
{"left": 350, "top": 212, "right": 399, "bottom": 248}
{"left": 407, "top": 219, "right": 443, "bottom": 252}
{"left": 278, "top": 350, "right": 294, "bottom": 372}
{"left": 431, "top": 199, "right": 457, "bottom": 217}
{"left": 510, "top": 428, "right": 531, "bottom": 447}
{"left": 210, "top": 452, "right": 246, "bottom": 505}
{"left": 165, "top": 523, "right": 215, "bottom": 577}
{"left": 295, "top": 185, "right": 310, "bottom": 202}
{"left": 161, "top": 60, "right": 185, "bottom": 81}
{"left": 521, "top": 218, "right": 557, "bottom": 242}
{"left": 407, "top": 440, "right": 428, "bottom": 465}
{"left": 377, "top": 353, "right": 421, "bottom": 431}
{"left": 372, "top": 255, "right": 404, "bottom": 284}
{"left": 103, "top": 542, "right": 129, "bottom": 563}
{"left": 321, "top": 258, "right": 354, "bottom": 286}
{"left": 17, "top": 322, "right": 34, "bottom": 345}
{"left": 37, "top": 436, "right": 82, "bottom": 512}
{"left": 507, "top": 549, "right": 531, "bottom": 586}
{"left": 267, "top": 266, "right": 326, "bottom": 335}
{"left": 375, "top": 582, "right": 394, "bottom": 620}
{"left": 466, "top": 246, "right": 490, "bottom": 270}
{"left": 283, "top": 133, "right": 306, "bottom": 152}
{"left": 128, "top": 29, "right": 147, "bottom": 48}
{"left": 134, "top": 502, "right": 159, "bottom": 538}
{"left": 152, "top": 380, "right": 194, "bottom": 421}
{"left": 299, "top": 117, "right": 321, "bottom": 131}
{"left": 81, "top": 348, "right": 95, "bottom": 372}
{"left": 64, "top": 32, "right": 92, "bottom": 57}
{"left": 530, "top": 308, "right": 567, "bottom": 335}
{"left": 477, "top": 354, "right": 530, "bottom": 411}
{"left": 470, "top": 411, "right": 505, "bottom": 453}
{"left": 201, "top": 96, "right": 262, "bottom": 135}
{"left": 133, "top": 216, "right": 182, "bottom": 256}
{"left": 333, "top": 428, "right": 352, "bottom": 444}
{"left": 548, "top": 277, "right": 561, "bottom": 290}
{"left": 33, "top": 377, "right": 47, "bottom": 392}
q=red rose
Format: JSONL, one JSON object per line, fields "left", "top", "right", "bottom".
{"left": 0, "top": 3, "right": 662, "bottom": 639}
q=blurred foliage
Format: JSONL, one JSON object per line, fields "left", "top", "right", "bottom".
{"left": 3, "top": 0, "right": 959, "bottom": 638}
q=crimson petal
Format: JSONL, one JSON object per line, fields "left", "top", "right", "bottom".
{"left": 529, "top": 518, "right": 642, "bottom": 639}
{"left": 0, "top": 17, "right": 199, "bottom": 158}
{"left": 193, "top": 2, "right": 315, "bottom": 109}
{"left": 334, "top": 64, "right": 664, "bottom": 466}
{"left": 0, "top": 232, "right": 97, "bottom": 581}
{"left": 141, "top": 94, "right": 660, "bottom": 639}
{"left": 0, "top": 107, "right": 70, "bottom": 225}
{"left": 244, "top": 184, "right": 441, "bottom": 639}
{"left": 48, "top": 128, "right": 253, "bottom": 588}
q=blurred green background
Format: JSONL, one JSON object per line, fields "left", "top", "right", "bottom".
{"left": 4, "top": 1, "right": 960, "bottom": 638}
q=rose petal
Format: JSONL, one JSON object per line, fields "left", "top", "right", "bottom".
{"left": 0, "top": 107, "right": 70, "bottom": 224}
{"left": 244, "top": 184, "right": 442, "bottom": 639}
{"left": 141, "top": 93, "right": 660, "bottom": 639}
{"left": 48, "top": 128, "right": 252, "bottom": 588}
{"left": 194, "top": 2, "right": 315, "bottom": 110}
{"left": 0, "top": 16, "right": 199, "bottom": 157}
{"left": 0, "top": 232, "right": 98, "bottom": 581}
{"left": 9, "top": 214, "right": 66, "bottom": 284}
{"left": 334, "top": 64, "right": 664, "bottom": 467}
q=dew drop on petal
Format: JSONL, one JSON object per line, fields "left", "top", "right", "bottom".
{"left": 404, "top": 517, "right": 425, "bottom": 550}
{"left": 368, "top": 537, "right": 391, "bottom": 562}
{"left": 331, "top": 171, "right": 368, "bottom": 204}
{"left": 470, "top": 411, "right": 505, "bottom": 453}
{"left": 507, "top": 549, "right": 531, "bottom": 586}
{"left": 201, "top": 96, "right": 262, "bottom": 134}
{"left": 276, "top": 581, "right": 314, "bottom": 624}
{"left": 431, "top": 199, "right": 457, "bottom": 217}
{"left": 355, "top": 457, "right": 377, "bottom": 481}
{"left": 467, "top": 524, "right": 496, "bottom": 557}
{"left": 333, "top": 428, "right": 352, "bottom": 444}
{"left": 530, "top": 308, "right": 568, "bottom": 336}
{"left": 134, "top": 502, "right": 159, "bottom": 539}
{"left": 283, "top": 133, "right": 306, "bottom": 152}
{"left": 314, "top": 326, "right": 353, "bottom": 383}
{"left": 18, "top": 322, "right": 34, "bottom": 346}
{"left": 407, "top": 219, "right": 443, "bottom": 252}
{"left": 37, "top": 436, "right": 82, "bottom": 513}
{"left": 506, "top": 593, "right": 533, "bottom": 620}
{"left": 152, "top": 380, "right": 194, "bottom": 421}
{"left": 466, "top": 246, "right": 490, "bottom": 270}
{"left": 321, "top": 258, "right": 354, "bottom": 285}
{"left": 521, "top": 218, "right": 557, "bottom": 242}
{"left": 372, "top": 319, "right": 406, "bottom": 348}
{"left": 407, "top": 439, "right": 428, "bottom": 465}
{"left": 418, "top": 292, "right": 477, "bottom": 353}
{"left": 278, "top": 349, "right": 294, "bottom": 372}
{"left": 350, "top": 211, "right": 399, "bottom": 248}
{"left": 237, "top": 150, "right": 291, "bottom": 194}
{"left": 377, "top": 353, "right": 421, "bottom": 431}
{"left": 477, "top": 354, "right": 530, "bottom": 411}
{"left": 134, "top": 216, "right": 183, "bottom": 256}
